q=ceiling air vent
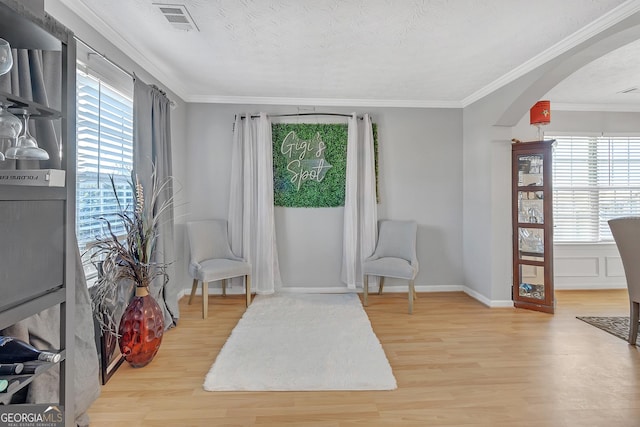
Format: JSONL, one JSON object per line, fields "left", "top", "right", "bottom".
{"left": 153, "top": 3, "right": 199, "bottom": 32}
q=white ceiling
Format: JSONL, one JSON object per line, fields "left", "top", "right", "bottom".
{"left": 57, "top": 0, "right": 640, "bottom": 109}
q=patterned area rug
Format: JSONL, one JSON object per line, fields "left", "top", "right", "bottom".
{"left": 576, "top": 316, "right": 640, "bottom": 346}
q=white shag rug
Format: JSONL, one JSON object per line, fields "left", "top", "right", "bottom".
{"left": 203, "top": 293, "right": 397, "bottom": 391}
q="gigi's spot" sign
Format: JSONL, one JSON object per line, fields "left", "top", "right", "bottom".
{"left": 281, "top": 131, "right": 332, "bottom": 191}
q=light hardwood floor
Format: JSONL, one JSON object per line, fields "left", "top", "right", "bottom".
{"left": 87, "top": 290, "right": 640, "bottom": 426}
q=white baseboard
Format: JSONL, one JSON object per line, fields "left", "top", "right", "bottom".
{"left": 181, "top": 283, "right": 624, "bottom": 308}
{"left": 184, "top": 286, "right": 247, "bottom": 296}
{"left": 463, "top": 286, "right": 514, "bottom": 308}
{"left": 554, "top": 282, "right": 626, "bottom": 290}
{"left": 182, "top": 284, "right": 465, "bottom": 295}
{"left": 278, "top": 287, "right": 355, "bottom": 294}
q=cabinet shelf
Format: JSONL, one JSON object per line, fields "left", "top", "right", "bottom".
{"left": 0, "top": 91, "right": 61, "bottom": 119}
{"left": 517, "top": 184, "right": 544, "bottom": 191}
{"left": 0, "top": 186, "right": 67, "bottom": 200}
{"left": 517, "top": 257, "right": 545, "bottom": 267}
{"left": 517, "top": 222, "right": 544, "bottom": 228}
{"left": 0, "top": 288, "right": 65, "bottom": 331}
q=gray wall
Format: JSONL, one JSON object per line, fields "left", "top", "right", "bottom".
{"left": 514, "top": 110, "right": 640, "bottom": 137}
{"left": 183, "top": 103, "right": 464, "bottom": 290}
{"left": 48, "top": 0, "right": 640, "bottom": 303}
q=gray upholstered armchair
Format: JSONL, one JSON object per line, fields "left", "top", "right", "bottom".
{"left": 608, "top": 217, "right": 640, "bottom": 345}
{"left": 186, "top": 219, "right": 252, "bottom": 318}
{"left": 363, "top": 220, "right": 419, "bottom": 314}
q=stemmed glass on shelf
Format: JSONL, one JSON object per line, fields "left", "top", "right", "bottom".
{"left": 0, "top": 37, "right": 17, "bottom": 161}
{"left": 5, "top": 110, "right": 49, "bottom": 161}
{"left": 0, "top": 37, "right": 12, "bottom": 76}
{"left": 0, "top": 103, "right": 22, "bottom": 161}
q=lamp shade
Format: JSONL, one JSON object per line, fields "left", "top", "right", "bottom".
{"left": 530, "top": 100, "right": 551, "bottom": 125}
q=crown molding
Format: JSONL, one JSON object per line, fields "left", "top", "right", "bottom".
{"left": 461, "top": 0, "right": 640, "bottom": 107}
{"left": 55, "top": 0, "right": 640, "bottom": 110}
{"left": 552, "top": 102, "right": 640, "bottom": 112}
{"left": 185, "top": 94, "right": 462, "bottom": 109}
{"left": 55, "top": 0, "right": 188, "bottom": 98}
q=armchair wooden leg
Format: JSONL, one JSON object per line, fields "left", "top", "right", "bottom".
{"left": 408, "top": 280, "right": 415, "bottom": 314}
{"left": 188, "top": 279, "right": 198, "bottom": 305}
{"left": 245, "top": 275, "right": 252, "bottom": 307}
{"left": 222, "top": 279, "right": 227, "bottom": 297}
{"left": 630, "top": 301, "right": 639, "bottom": 345}
{"left": 413, "top": 285, "right": 418, "bottom": 300}
{"left": 363, "top": 275, "right": 369, "bottom": 307}
{"left": 202, "top": 281, "right": 209, "bottom": 319}
{"left": 378, "top": 277, "right": 385, "bottom": 295}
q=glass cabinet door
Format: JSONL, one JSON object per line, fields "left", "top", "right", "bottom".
{"left": 517, "top": 154, "right": 544, "bottom": 186}
{"left": 517, "top": 265, "right": 546, "bottom": 301}
{"left": 518, "top": 227, "right": 544, "bottom": 258}
{"left": 517, "top": 191, "right": 544, "bottom": 224}
{"left": 512, "top": 141, "right": 554, "bottom": 314}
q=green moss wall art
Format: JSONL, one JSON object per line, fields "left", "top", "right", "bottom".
{"left": 272, "top": 123, "right": 378, "bottom": 208}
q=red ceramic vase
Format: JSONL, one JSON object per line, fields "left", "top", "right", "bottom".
{"left": 118, "top": 286, "right": 164, "bottom": 368}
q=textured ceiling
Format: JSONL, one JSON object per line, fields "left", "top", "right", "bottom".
{"left": 55, "top": 0, "right": 638, "bottom": 108}
{"left": 545, "top": 39, "right": 640, "bottom": 109}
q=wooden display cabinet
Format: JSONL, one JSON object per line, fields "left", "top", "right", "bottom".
{"left": 512, "top": 140, "right": 555, "bottom": 313}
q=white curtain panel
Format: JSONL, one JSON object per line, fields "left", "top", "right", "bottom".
{"left": 341, "top": 113, "right": 359, "bottom": 288}
{"left": 228, "top": 113, "right": 282, "bottom": 294}
{"left": 228, "top": 115, "right": 246, "bottom": 262}
{"left": 360, "top": 114, "right": 378, "bottom": 276}
{"left": 341, "top": 113, "right": 378, "bottom": 288}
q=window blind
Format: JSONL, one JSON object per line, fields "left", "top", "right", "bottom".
{"left": 551, "top": 135, "right": 640, "bottom": 243}
{"left": 76, "top": 70, "right": 134, "bottom": 251}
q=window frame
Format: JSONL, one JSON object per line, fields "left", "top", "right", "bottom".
{"left": 550, "top": 134, "right": 640, "bottom": 244}
{"left": 75, "top": 64, "right": 134, "bottom": 280}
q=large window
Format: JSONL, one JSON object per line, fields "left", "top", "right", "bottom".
{"left": 76, "top": 69, "right": 134, "bottom": 252}
{"left": 551, "top": 135, "right": 640, "bottom": 243}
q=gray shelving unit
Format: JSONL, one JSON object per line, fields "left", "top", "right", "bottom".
{"left": 0, "top": 0, "right": 76, "bottom": 425}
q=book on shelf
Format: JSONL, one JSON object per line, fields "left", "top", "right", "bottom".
{"left": 0, "top": 169, "right": 65, "bottom": 187}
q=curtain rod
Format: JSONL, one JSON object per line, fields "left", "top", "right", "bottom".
{"left": 75, "top": 37, "right": 134, "bottom": 79}
{"left": 239, "top": 112, "right": 364, "bottom": 120}
{"left": 75, "top": 36, "right": 176, "bottom": 107}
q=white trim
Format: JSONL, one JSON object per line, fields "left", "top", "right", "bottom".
{"left": 461, "top": 0, "right": 640, "bottom": 107}
{"left": 56, "top": 0, "right": 640, "bottom": 109}
{"left": 185, "top": 95, "right": 462, "bottom": 109}
{"left": 183, "top": 284, "right": 465, "bottom": 295}
{"left": 463, "top": 286, "right": 514, "bottom": 308}
{"left": 376, "top": 284, "right": 464, "bottom": 293}
{"left": 281, "top": 285, "right": 465, "bottom": 293}
{"left": 555, "top": 282, "right": 626, "bottom": 290}
{"left": 279, "top": 287, "right": 356, "bottom": 294}
{"left": 57, "top": 0, "right": 188, "bottom": 97}
{"left": 552, "top": 102, "right": 640, "bottom": 112}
